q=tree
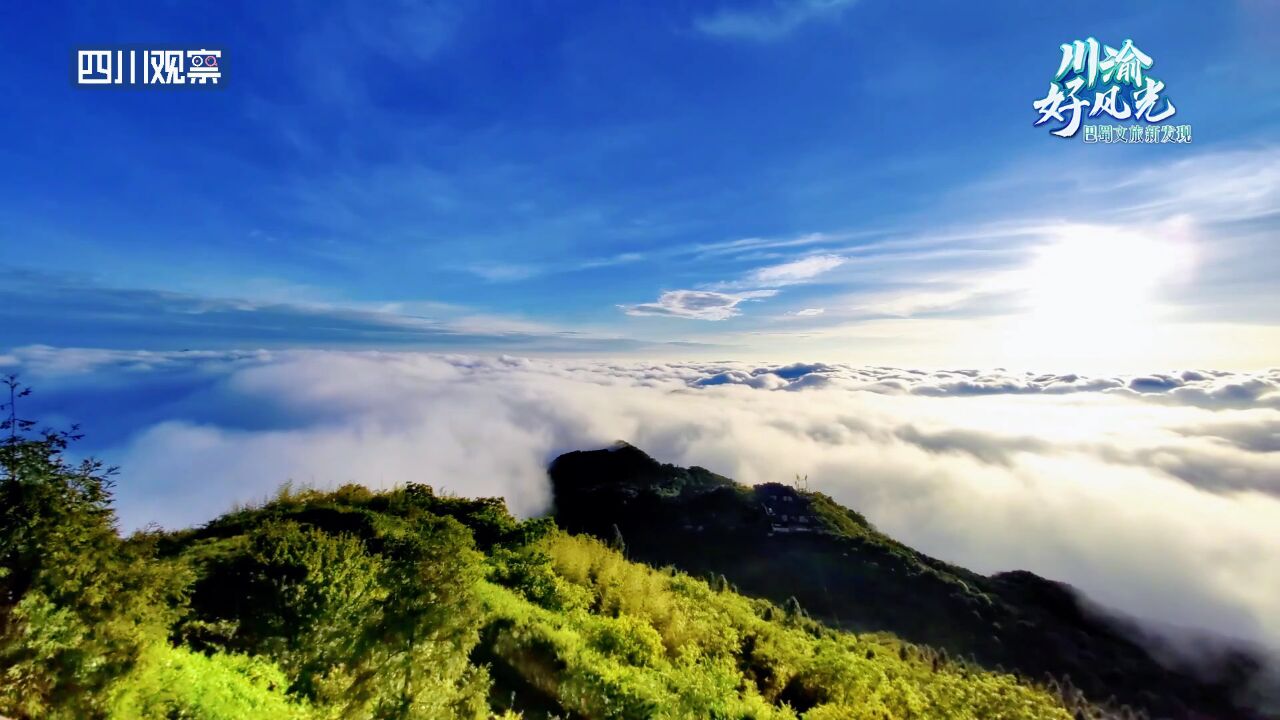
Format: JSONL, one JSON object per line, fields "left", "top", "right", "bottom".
{"left": 355, "top": 516, "right": 489, "bottom": 720}
{"left": 784, "top": 596, "right": 805, "bottom": 620}
{"left": 609, "top": 523, "right": 627, "bottom": 557}
{"left": 0, "top": 378, "right": 181, "bottom": 719}
{"left": 190, "top": 520, "right": 386, "bottom": 700}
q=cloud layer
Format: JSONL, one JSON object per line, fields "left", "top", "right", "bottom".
{"left": 686, "top": 362, "right": 1280, "bottom": 410}
{"left": 5, "top": 347, "right": 1279, "bottom": 664}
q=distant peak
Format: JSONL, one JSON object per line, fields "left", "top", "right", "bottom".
{"left": 548, "top": 443, "right": 736, "bottom": 501}
{"left": 549, "top": 442, "right": 661, "bottom": 480}
{"left": 594, "top": 440, "right": 659, "bottom": 466}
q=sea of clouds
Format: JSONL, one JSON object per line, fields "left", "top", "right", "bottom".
{"left": 3, "top": 346, "right": 1279, "bottom": 667}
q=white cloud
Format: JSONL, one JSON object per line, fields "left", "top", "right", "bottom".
{"left": 464, "top": 262, "right": 543, "bottom": 282}
{"left": 619, "top": 289, "right": 777, "bottom": 320}
{"left": 690, "top": 232, "right": 850, "bottom": 259}
{"left": 461, "top": 252, "right": 645, "bottom": 282}
{"left": 791, "top": 308, "right": 825, "bottom": 317}
{"left": 1106, "top": 146, "right": 1280, "bottom": 224}
{"left": 746, "top": 254, "right": 846, "bottom": 287}
{"left": 10, "top": 348, "right": 1280, "bottom": 663}
{"left": 0, "top": 269, "right": 679, "bottom": 353}
{"left": 681, "top": 147, "right": 1280, "bottom": 366}
{"left": 695, "top": 0, "right": 858, "bottom": 42}
{"left": 677, "top": 361, "right": 1280, "bottom": 411}
{"left": 624, "top": 253, "right": 842, "bottom": 322}
{"left": 851, "top": 285, "right": 988, "bottom": 318}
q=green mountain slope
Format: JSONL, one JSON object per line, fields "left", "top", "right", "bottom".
{"left": 2, "top": 423, "right": 1087, "bottom": 719}
{"left": 158, "top": 484, "right": 1088, "bottom": 719}
{"left": 549, "top": 442, "right": 1260, "bottom": 720}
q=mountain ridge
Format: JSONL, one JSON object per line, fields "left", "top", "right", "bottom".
{"left": 548, "top": 442, "right": 1265, "bottom": 720}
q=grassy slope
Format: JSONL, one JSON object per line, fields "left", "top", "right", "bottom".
{"left": 157, "top": 483, "right": 1079, "bottom": 720}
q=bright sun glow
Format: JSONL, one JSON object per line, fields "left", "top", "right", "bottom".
{"left": 1002, "top": 220, "right": 1196, "bottom": 367}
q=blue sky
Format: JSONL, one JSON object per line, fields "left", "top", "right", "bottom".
{"left": 2, "top": 0, "right": 1278, "bottom": 369}
{"left": 4, "top": 3, "right": 1280, "bottom": 653}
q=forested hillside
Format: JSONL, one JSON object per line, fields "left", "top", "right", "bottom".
{"left": 0, "top": 402, "right": 1091, "bottom": 719}
{"left": 550, "top": 443, "right": 1262, "bottom": 720}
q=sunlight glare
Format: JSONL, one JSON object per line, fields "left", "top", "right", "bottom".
{"left": 1005, "top": 220, "right": 1196, "bottom": 366}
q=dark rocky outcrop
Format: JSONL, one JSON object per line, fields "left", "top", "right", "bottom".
{"left": 549, "top": 443, "right": 1264, "bottom": 720}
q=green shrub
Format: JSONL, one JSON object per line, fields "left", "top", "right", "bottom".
{"left": 106, "top": 642, "right": 315, "bottom": 720}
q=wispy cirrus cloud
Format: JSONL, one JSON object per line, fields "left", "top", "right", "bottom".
{"left": 0, "top": 268, "right": 701, "bottom": 353}
{"left": 695, "top": 0, "right": 858, "bottom": 42}
{"left": 689, "top": 232, "right": 854, "bottom": 259}
{"left": 744, "top": 253, "right": 846, "bottom": 287}
{"left": 463, "top": 252, "right": 647, "bottom": 283}
{"left": 463, "top": 262, "right": 545, "bottom": 282}
{"left": 705, "top": 146, "right": 1280, "bottom": 342}
{"left": 620, "top": 289, "right": 777, "bottom": 320}
{"left": 289, "top": 0, "right": 469, "bottom": 103}
{"left": 623, "top": 253, "right": 846, "bottom": 321}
